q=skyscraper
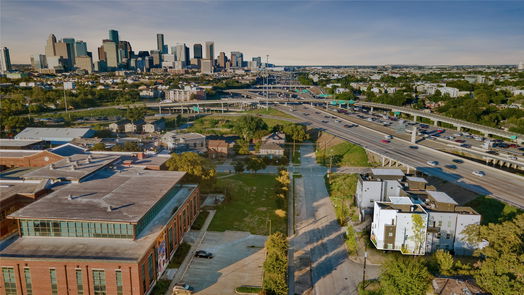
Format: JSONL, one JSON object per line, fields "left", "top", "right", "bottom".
{"left": 175, "top": 43, "right": 189, "bottom": 65}
{"left": 108, "top": 29, "right": 119, "bottom": 44}
{"left": 0, "top": 47, "right": 12, "bottom": 73}
{"left": 157, "top": 34, "right": 166, "bottom": 54}
{"left": 62, "top": 38, "right": 76, "bottom": 65}
{"left": 231, "top": 51, "right": 243, "bottom": 68}
{"left": 54, "top": 41, "right": 72, "bottom": 69}
{"left": 218, "top": 52, "right": 227, "bottom": 68}
{"left": 98, "top": 46, "right": 107, "bottom": 62}
{"left": 204, "top": 41, "right": 214, "bottom": 61}
{"left": 193, "top": 44, "right": 203, "bottom": 59}
{"left": 31, "top": 54, "right": 47, "bottom": 70}
{"left": 76, "top": 56, "right": 93, "bottom": 73}
{"left": 519, "top": 61, "right": 524, "bottom": 71}
{"left": 102, "top": 39, "right": 118, "bottom": 68}
{"left": 75, "top": 41, "right": 88, "bottom": 57}
{"left": 45, "top": 34, "right": 57, "bottom": 57}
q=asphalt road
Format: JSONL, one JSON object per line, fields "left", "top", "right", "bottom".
{"left": 291, "top": 145, "right": 378, "bottom": 295}
{"left": 279, "top": 105, "right": 524, "bottom": 208}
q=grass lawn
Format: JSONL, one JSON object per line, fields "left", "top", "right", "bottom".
{"left": 186, "top": 114, "right": 292, "bottom": 136}
{"left": 167, "top": 242, "right": 191, "bottom": 269}
{"left": 316, "top": 141, "right": 370, "bottom": 167}
{"left": 325, "top": 173, "right": 359, "bottom": 225}
{"left": 208, "top": 173, "right": 287, "bottom": 235}
{"left": 247, "top": 107, "right": 297, "bottom": 119}
{"left": 466, "top": 195, "right": 522, "bottom": 225}
{"left": 191, "top": 210, "right": 210, "bottom": 230}
{"left": 235, "top": 286, "right": 263, "bottom": 293}
{"left": 151, "top": 279, "right": 171, "bottom": 295}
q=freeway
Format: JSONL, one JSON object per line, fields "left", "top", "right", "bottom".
{"left": 277, "top": 105, "right": 524, "bottom": 208}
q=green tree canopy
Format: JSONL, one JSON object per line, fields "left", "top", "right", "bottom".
{"left": 380, "top": 255, "right": 431, "bottom": 295}
{"left": 166, "top": 152, "right": 216, "bottom": 186}
{"left": 263, "top": 232, "right": 288, "bottom": 295}
{"left": 233, "top": 115, "right": 268, "bottom": 141}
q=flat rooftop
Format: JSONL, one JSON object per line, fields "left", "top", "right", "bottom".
{"left": 0, "top": 150, "right": 41, "bottom": 158}
{"left": 1, "top": 185, "right": 196, "bottom": 262}
{"left": 406, "top": 176, "right": 428, "bottom": 183}
{"left": 377, "top": 202, "right": 426, "bottom": 213}
{"left": 0, "top": 139, "right": 44, "bottom": 148}
{"left": 427, "top": 191, "right": 458, "bottom": 205}
{"left": 371, "top": 168, "right": 405, "bottom": 177}
{"left": 11, "top": 167, "right": 186, "bottom": 223}
{"left": 22, "top": 154, "right": 119, "bottom": 181}
{"left": 0, "top": 179, "right": 48, "bottom": 202}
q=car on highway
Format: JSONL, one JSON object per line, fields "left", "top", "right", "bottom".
{"left": 427, "top": 161, "right": 439, "bottom": 166}
{"left": 472, "top": 170, "right": 486, "bottom": 177}
{"left": 460, "top": 144, "right": 472, "bottom": 148}
{"left": 343, "top": 124, "right": 352, "bottom": 128}
{"left": 455, "top": 139, "right": 466, "bottom": 143}
{"left": 195, "top": 250, "right": 214, "bottom": 259}
{"left": 409, "top": 145, "right": 418, "bottom": 149}
{"left": 445, "top": 164, "right": 457, "bottom": 170}
{"left": 380, "top": 139, "right": 390, "bottom": 143}
{"left": 452, "top": 159, "right": 464, "bottom": 164}
{"left": 321, "top": 120, "right": 328, "bottom": 123}
{"left": 384, "top": 135, "right": 393, "bottom": 140}
{"left": 486, "top": 150, "right": 498, "bottom": 155}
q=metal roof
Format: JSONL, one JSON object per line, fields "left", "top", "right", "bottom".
{"left": 15, "top": 128, "right": 94, "bottom": 142}
{"left": 371, "top": 168, "right": 405, "bottom": 177}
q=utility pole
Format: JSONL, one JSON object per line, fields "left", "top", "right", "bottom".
{"left": 63, "top": 82, "right": 70, "bottom": 120}
{"left": 265, "top": 54, "right": 269, "bottom": 108}
{"left": 362, "top": 241, "right": 368, "bottom": 289}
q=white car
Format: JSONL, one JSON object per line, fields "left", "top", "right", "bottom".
{"left": 472, "top": 170, "right": 485, "bottom": 177}
{"left": 384, "top": 135, "right": 393, "bottom": 140}
{"left": 427, "top": 161, "right": 439, "bottom": 166}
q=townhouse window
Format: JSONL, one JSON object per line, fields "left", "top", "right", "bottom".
{"left": 438, "top": 221, "right": 442, "bottom": 227}
{"left": 116, "top": 270, "right": 123, "bottom": 295}
{"left": 446, "top": 234, "right": 451, "bottom": 240}
{"left": 147, "top": 254, "right": 154, "bottom": 286}
{"left": 76, "top": 269, "right": 84, "bottom": 295}
{"left": 92, "top": 270, "right": 106, "bottom": 295}
{"left": 24, "top": 268, "right": 33, "bottom": 295}
{"left": 388, "top": 232, "right": 393, "bottom": 237}
{"left": 50, "top": 269, "right": 58, "bottom": 295}
{"left": 2, "top": 267, "right": 17, "bottom": 295}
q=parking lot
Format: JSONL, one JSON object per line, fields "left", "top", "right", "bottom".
{"left": 181, "top": 231, "right": 267, "bottom": 295}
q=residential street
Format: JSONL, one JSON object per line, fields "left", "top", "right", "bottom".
{"left": 290, "top": 145, "right": 379, "bottom": 295}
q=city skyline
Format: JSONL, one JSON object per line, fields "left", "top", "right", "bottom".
{"left": 1, "top": 0, "right": 523, "bottom": 65}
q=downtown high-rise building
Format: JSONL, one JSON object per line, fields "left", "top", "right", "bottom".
{"left": 204, "top": 41, "right": 214, "bottom": 61}
{"left": 157, "top": 34, "right": 167, "bottom": 54}
{"left": 108, "top": 29, "right": 119, "bottom": 44}
{"left": 231, "top": 51, "right": 243, "bottom": 68}
{"left": 175, "top": 43, "right": 189, "bottom": 65}
{"left": 62, "top": 38, "right": 76, "bottom": 66}
{"left": 0, "top": 47, "right": 12, "bottom": 73}
{"left": 31, "top": 54, "right": 47, "bottom": 70}
{"left": 218, "top": 52, "right": 227, "bottom": 68}
{"left": 54, "top": 41, "right": 72, "bottom": 69}
{"left": 102, "top": 39, "right": 118, "bottom": 68}
{"left": 45, "top": 34, "right": 57, "bottom": 57}
{"left": 193, "top": 44, "right": 203, "bottom": 59}
{"left": 75, "top": 41, "right": 88, "bottom": 57}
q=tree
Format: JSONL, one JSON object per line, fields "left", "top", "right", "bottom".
{"left": 275, "top": 170, "right": 290, "bottom": 187}
{"left": 283, "top": 124, "right": 309, "bottom": 156}
{"left": 411, "top": 214, "right": 426, "bottom": 255}
{"left": 263, "top": 232, "right": 288, "bottom": 295}
{"left": 126, "top": 105, "right": 146, "bottom": 123}
{"left": 245, "top": 157, "right": 266, "bottom": 173}
{"left": 91, "top": 142, "right": 107, "bottom": 151}
{"left": 166, "top": 152, "right": 216, "bottom": 187}
{"left": 233, "top": 115, "right": 268, "bottom": 141}
{"left": 434, "top": 249, "right": 454, "bottom": 275}
{"left": 380, "top": 255, "right": 431, "bottom": 295}
{"left": 232, "top": 160, "right": 245, "bottom": 173}
{"left": 462, "top": 214, "right": 524, "bottom": 294}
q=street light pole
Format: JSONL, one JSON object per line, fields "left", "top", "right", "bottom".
{"left": 362, "top": 241, "right": 368, "bottom": 289}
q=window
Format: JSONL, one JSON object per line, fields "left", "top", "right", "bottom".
{"left": 446, "top": 234, "right": 451, "bottom": 240}
{"left": 2, "top": 267, "right": 17, "bottom": 295}
{"left": 115, "top": 270, "right": 123, "bottom": 295}
{"left": 50, "top": 269, "right": 58, "bottom": 295}
{"left": 147, "top": 254, "right": 154, "bottom": 286}
{"left": 388, "top": 232, "right": 393, "bottom": 237}
{"left": 76, "top": 269, "right": 83, "bottom": 295}
{"left": 19, "top": 219, "right": 134, "bottom": 239}
{"left": 24, "top": 268, "right": 32, "bottom": 295}
{"left": 92, "top": 270, "right": 106, "bottom": 295}
{"left": 141, "top": 264, "right": 146, "bottom": 292}
{"left": 437, "top": 221, "right": 442, "bottom": 227}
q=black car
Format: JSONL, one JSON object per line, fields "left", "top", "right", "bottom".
{"left": 409, "top": 145, "right": 418, "bottom": 149}
{"left": 445, "top": 164, "right": 457, "bottom": 170}
{"left": 195, "top": 250, "right": 213, "bottom": 259}
{"left": 452, "top": 159, "right": 464, "bottom": 164}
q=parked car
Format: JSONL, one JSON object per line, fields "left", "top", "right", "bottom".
{"left": 472, "top": 170, "right": 485, "bottom": 177}
{"left": 195, "top": 250, "right": 213, "bottom": 259}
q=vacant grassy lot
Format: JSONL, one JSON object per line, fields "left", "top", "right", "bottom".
{"left": 247, "top": 107, "right": 297, "bottom": 119}
{"left": 325, "top": 173, "right": 359, "bottom": 225}
{"left": 186, "top": 114, "right": 292, "bottom": 136}
{"left": 208, "top": 174, "right": 287, "bottom": 235}
{"left": 316, "top": 141, "right": 370, "bottom": 167}
{"left": 466, "top": 196, "right": 522, "bottom": 225}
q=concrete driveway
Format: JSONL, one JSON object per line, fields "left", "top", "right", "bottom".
{"left": 181, "top": 231, "right": 267, "bottom": 295}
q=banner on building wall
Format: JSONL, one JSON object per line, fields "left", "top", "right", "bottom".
{"left": 157, "top": 239, "right": 168, "bottom": 275}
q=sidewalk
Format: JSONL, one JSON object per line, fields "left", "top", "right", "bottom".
{"left": 165, "top": 210, "right": 216, "bottom": 295}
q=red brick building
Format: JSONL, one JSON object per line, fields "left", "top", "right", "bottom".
{"left": 0, "top": 150, "right": 64, "bottom": 169}
{"left": 0, "top": 167, "right": 200, "bottom": 295}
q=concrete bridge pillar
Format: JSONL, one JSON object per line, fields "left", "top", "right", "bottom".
{"left": 370, "top": 106, "right": 374, "bottom": 113}
{"left": 382, "top": 156, "right": 386, "bottom": 166}
{"left": 433, "top": 120, "right": 439, "bottom": 127}
{"left": 413, "top": 115, "right": 418, "bottom": 122}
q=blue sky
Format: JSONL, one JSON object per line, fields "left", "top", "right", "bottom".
{"left": 1, "top": 0, "right": 523, "bottom": 65}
